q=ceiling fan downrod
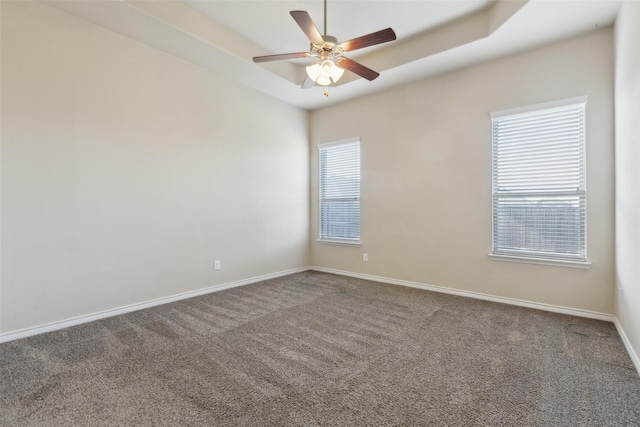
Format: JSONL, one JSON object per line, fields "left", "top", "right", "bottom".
{"left": 324, "top": 0, "right": 327, "bottom": 37}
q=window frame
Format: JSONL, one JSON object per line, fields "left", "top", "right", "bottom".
{"left": 490, "top": 96, "right": 590, "bottom": 269}
{"left": 317, "top": 138, "right": 361, "bottom": 246}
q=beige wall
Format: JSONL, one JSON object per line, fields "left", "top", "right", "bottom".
{"left": 0, "top": 2, "right": 310, "bottom": 333}
{"left": 615, "top": 1, "right": 640, "bottom": 366}
{"left": 310, "top": 29, "right": 615, "bottom": 315}
{"left": 0, "top": 1, "right": 622, "bottom": 337}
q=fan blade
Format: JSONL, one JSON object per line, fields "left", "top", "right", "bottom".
{"left": 302, "top": 76, "right": 315, "bottom": 89}
{"left": 253, "top": 52, "right": 309, "bottom": 63}
{"left": 290, "top": 11, "right": 324, "bottom": 45}
{"left": 335, "top": 57, "right": 380, "bottom": 81}
{"left": 339, "top": 28, "right": 396, "bottom": 52}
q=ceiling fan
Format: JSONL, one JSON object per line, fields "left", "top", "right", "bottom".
{"left": 252, "top": 0, "right": 396, "bottom": 95}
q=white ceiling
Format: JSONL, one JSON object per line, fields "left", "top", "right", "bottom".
{"left": 46, "top": 0, "right": 621, "bottom": 111}
{"left": 184, "top": 1, "right": 495, "bottom": 57}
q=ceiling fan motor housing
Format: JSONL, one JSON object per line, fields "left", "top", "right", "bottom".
{"left": 311, "top": 35, "right": 340, "bottom": 60}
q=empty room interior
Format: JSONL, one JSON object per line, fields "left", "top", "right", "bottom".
{"left": 1, "top": 0, "right": 639, "bottom": 424}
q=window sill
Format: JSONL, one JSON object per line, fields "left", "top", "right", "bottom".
{"left": 316, "top": 239, "right": 361, "bottom": 247}
{"left": 489, "top": 253, "right": 591, "bottom": 269}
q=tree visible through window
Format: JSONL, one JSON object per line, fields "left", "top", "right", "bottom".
{"left": 319, "top": 139, "right": 360, "bottom": 242}
{"left": 491, "top": 97, "right": 587, "bottom": 262}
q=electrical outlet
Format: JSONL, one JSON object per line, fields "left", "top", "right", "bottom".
{"left": 363, "top": 253, "right": 368, "bottom": 262}
{"left": 214, "top": 260, "right": 221, "bottom": 270}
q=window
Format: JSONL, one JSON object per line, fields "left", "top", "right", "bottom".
{"left": 319, "top": 139, "right": 360, "bottom": 244}
{"left": 491, "top": 97, "right": 587, "bottom": 265}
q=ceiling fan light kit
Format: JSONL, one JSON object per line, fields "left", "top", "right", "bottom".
{"left": 306, "top": 58, "right": 345, "bottom": 85}
{"left": 252, "top": 0, "right": 396, "bottom": 97}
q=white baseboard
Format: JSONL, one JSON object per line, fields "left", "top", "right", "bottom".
{"left": 310, "top": 266, "right": 615, "bottom": 322}
{"left": 0, "top": 267, "right": 309, "bottom": 343}
{"left": 319, "top": 266, "right": 636, "bottom": 376}
{"left": 1, "top": 265, "right": 618, "bottom": 339}
{"left": 614, "top": 319, "right": 640, "bottom": 376}
{"left": 5, "top": 266, "right": 634, "bottom": 376}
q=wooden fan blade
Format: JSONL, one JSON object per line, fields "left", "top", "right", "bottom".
{"left": 253, "top": 52, "right": 309, "bottom": 63}
{"left": 335, "top": 57, "right": 380, "bottom": 81}
{"left": 339, "top": 28, "right": 396, "bottom": 52}
{"left": 290, "top": 11, "right": 324, "bottom": 45}
{"left": 301, "top": 76, "right": 315, "bottom": 89}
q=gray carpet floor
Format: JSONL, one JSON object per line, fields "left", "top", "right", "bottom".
{"left": 1, "top": 271, "right": 639, "bottom": 426}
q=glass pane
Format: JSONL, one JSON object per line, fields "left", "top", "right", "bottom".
{"left": 319, "top": 141, "right": 360, "bottom": 240}
{"left": 493, "top": 195, "right": 585, "bottom": 259}
{"left": 491, "top": 101, "right": 586, "bottom": 260}
{"left": 320, "top": 200, "right": 360, "bottom": 240}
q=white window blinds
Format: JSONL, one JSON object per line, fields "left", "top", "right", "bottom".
{"left": 491, "top": 97, "right": 587, "bottom": 262}
{"left": 319, "top": 140, "right": 360, "bottom": 242}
